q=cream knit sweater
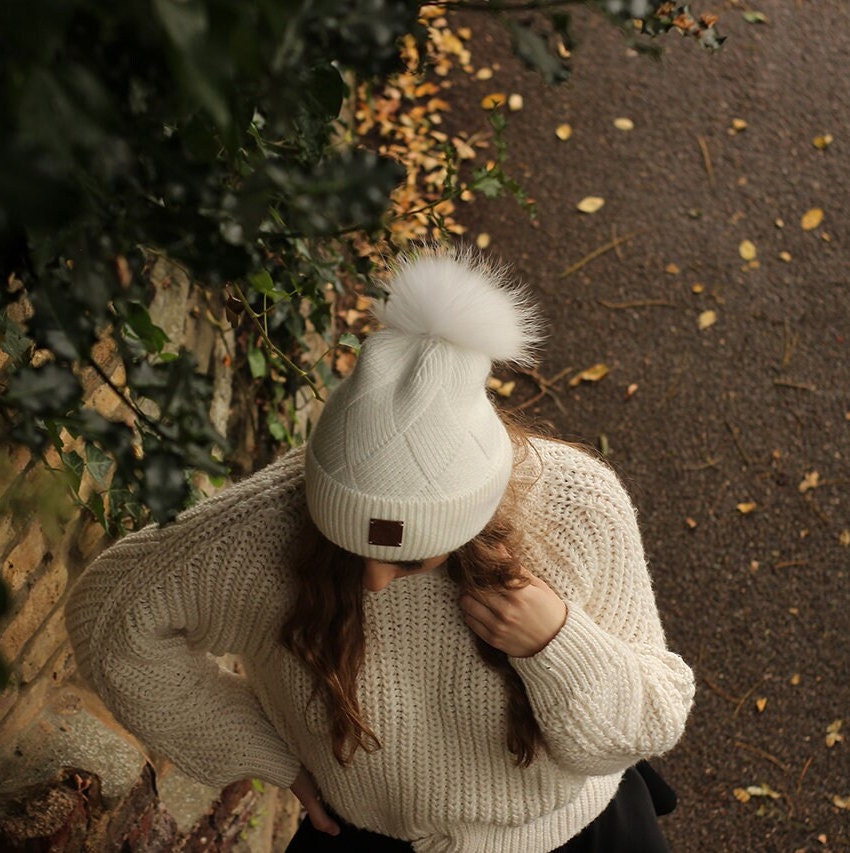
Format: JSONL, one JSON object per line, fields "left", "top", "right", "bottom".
{"left": 65, "top": 438, "right": 694, "bottom": 853}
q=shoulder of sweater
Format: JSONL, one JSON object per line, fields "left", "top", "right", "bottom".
{"left": 513, "top": 436, "right": 640, "bottom": 532}
{"left": 522, "top": 436, "right": 629, "bottom": 495}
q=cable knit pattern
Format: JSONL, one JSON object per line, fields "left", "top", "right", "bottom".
{"left": 66, "top": 438, "right": 694, "bottom": 853}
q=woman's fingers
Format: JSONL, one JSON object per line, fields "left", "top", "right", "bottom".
{"left": 458, "top": 576, "right": 567, "bottom": 658}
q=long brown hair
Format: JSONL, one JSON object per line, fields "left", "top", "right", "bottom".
{"left": 280, "top": 424, "right": 545, "bottom": 767}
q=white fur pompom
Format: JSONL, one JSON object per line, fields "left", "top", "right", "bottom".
{"left": 372, "top": 247, "right": 544, "bottom": 366}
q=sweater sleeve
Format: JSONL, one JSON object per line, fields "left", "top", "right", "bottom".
{"left": 65, "top": 453, "right": 306, "bottom": 790}
{"left": 510, "top": 443, "right": 695, "bottom": 776}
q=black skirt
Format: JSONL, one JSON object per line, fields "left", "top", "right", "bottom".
{"left": 285, "top": 762, "right": 675, "bottom": 852}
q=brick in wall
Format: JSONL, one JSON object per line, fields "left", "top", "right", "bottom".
{"left": 2, "top": 524, "right": 47, "bottom": 597}
{"left": 0, "top": 559, "right": 68, "bottom": 664}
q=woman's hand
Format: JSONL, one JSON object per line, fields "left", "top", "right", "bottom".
{"left": 459, "top": 568, "right": 567, "bottom": 658}
{"left": 290, "top": 766, "right": 340, "bottom": 836}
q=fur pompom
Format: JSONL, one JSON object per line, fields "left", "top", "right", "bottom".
{"left": 372, "top": 246, "right": 544, "bottom": 366}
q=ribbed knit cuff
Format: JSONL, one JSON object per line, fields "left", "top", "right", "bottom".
{"left": 509, "top": 604, "right": 626, "bottom": 711}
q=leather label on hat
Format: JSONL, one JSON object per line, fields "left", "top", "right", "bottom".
{"left": 369, "top": 518, "right": 404, "bottom": 547}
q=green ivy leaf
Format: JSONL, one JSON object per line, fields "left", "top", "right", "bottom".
{"left": 86, "top": 443, "right": 113, "bottom": 485}
{"left": 247, "top": 342, "right": 267, "bottom": 378}
{"left": 338, "top": 332, "right": 361, "bottom": 355}
{"left": 121, "top": 302, "right": 169, "bottom": 354}
{"left": 61, "top": 450, "right": 85, "bottom": 492}
{"left": 0, "top": 310, "right": 32, "bottom": 365}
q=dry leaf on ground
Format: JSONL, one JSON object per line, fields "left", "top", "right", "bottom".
{"left": 555, "top": 123, "right": 573, "bottom": 141}
{"left": 739, "top": 239, "right": 757, "bottom": 260}
{"left": 798, "top": 471, "right": 820, "bottom": 493}
{"left": 826, "top": 720, "right": 844, "bottom": 748}
{"left": 569, "top": 363, "right": 609, "bottom": 387}
{"left": 801, "top": 208, "right": 824, "bottom": 230}
{"left": 813, "top": 134, "right": 833, "bottom": 149}
{"left": 733, "top": 783, "right": 781, "bottom": 803}
{"left": 698, "top": 310, "right": 717, "bottom": 330}
{"left": 486, "top": 377, "right": 515, "bottom": 398}
{"left": 614, "top": 117, "right": 634, "bottom": 131}
{"left": 577, "top": 196, "right": 605, "bottom": 214}
{"left": 481, "top": 92, "right": 506, "bottom": 109}
{"left": 736, "top": 502, "right": 757, "bottom": 514}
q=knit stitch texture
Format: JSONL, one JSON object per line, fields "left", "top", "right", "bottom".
{"left": 65, "top": 438, "right": 694, "bottom": 853}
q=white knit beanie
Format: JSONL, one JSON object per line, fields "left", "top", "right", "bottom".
{"left": 305, "top": 247, "right": 542, "bottom": 561}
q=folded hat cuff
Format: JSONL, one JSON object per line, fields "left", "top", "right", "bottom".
{"left": 305, "top": 445, "right": 513, "bottom": 561}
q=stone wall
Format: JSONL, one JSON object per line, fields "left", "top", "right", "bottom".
{"left": 0, "top": 261, "right": 309, "bottom": 850}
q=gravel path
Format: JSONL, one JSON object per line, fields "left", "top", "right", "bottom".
{"left": 450, "top": 3, "right": 850, "bottom": 849}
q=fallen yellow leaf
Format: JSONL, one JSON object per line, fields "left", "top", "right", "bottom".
{"left": 476, "top": 232, "right": 491, "bottom": 249}
{"left": 555, "top": 123, "right": 573, "bottom": 141}
{"left": 692, "top": 283, "right": 705, "bottom": 294}
{"left": 733, "top": 788, "right": 751, "bottom": 803}
{"left": 745, "top": 783, "right": 781, "bottom": 800}
{"left": 481, "top": 92, "right": 506, "bottom": 109}
{"left": 614, "top": 117, "right": 634, "bottom": 131}
{"left": 665, "top": 262, "right": 681, "bottom": 275}
{"left": 834, "top": 794, "right": 850, "bottom": 810}
{"left": 826, "top": 719, "right": 844, "bottom": 748}
{"left": 801, "top": 207, "right": 824, "bottom": 231}
{"left": 698, "top": 310, "right": 717, "bottom": 330}
{"left": 576, "top": 196, "right": 604, "bottom": 214}
{"left": 798, "top": 470, "right": 820, "bottom": 493}
{"left": 755, "top": 697, "right": 768, "bottom": 713}
{"left": 685, "top": 517, "right": 698, "bottom": 529}
{"left": 839, "top": 529, "right": 850, "bottom": 547}
{"left": 569, "top": 363, "right": 609, "bottom": 387}
{"left": 625, "top": 382, "right": 639, "bottom": 399}
{"left": 737, "top": 502, "right": 757, "bottom": 514}
{"left": 813, "top": 133, "right": 833, "bottom": 149}
{"left": 778, "top": 251, "right": 792, "bottom": 263}
{"left": 731, "top": 118, "right": 748, "bottom": 132}
{"left": 790, "top": 673, "right": 801, "bottom": 686}
{"left": 475, "top": 67, "right": 494, "bottom": 80}
{"left": 739, "top": 239, "right": 757, "bottom": 260}
{"left": 508, "top": 93, "right": 524, "bottom": 111}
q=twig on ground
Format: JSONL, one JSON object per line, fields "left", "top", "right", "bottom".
{"left": 697, "top": 135, "right": 714, "bottom": 185}
{"left": 774, "top": 379, "right": 817, "bottom": 391}
{"left": 701, "top": 674, "right": 741, "bottom": 705}
{"left": 782, "top": 319, "right": 799, "bottom": 369}
{"left": 774, "top": 559, "right": 809, "bottom": 569}
{"left": 796, "top": 756, "right": 813, "bottom": 795}
{"left": 724, "top": 420, "right": 751, "bottom": 465}
{"left": 561, "top": 231, "right": 641, "bottom": 278}
{"left": 508, "top": 365, "right": 573, "bottom": 416}
{"left": 733, "top": 679, "right": 761, "bottom": 718}
{"left": 682, "top": 456, "right": 721, "bottom": 472}
{"left": 735, "top": 740, "right": 791, "bottom": 773}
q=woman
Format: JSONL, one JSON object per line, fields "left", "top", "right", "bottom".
{"left": 66, "top": 248, "right": 694, "bottom": 852}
